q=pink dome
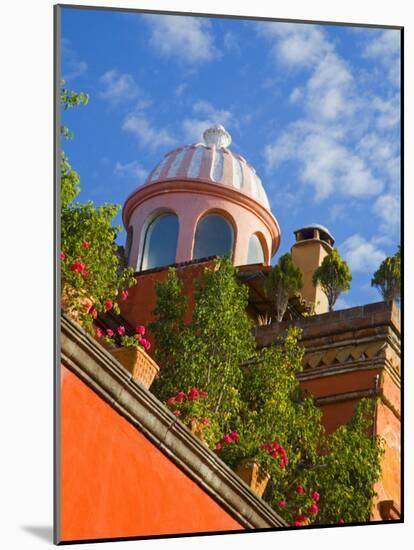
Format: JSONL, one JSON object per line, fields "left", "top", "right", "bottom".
{"left": 122, "top": 125, "right": 280, "bottom": 271}
{"left": 144, "top": 125, "right": 271, "bottom": 210}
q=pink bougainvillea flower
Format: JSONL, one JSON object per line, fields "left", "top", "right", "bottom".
{"left": 279, "top": 462, "right": 286, "bottom": 470}
{"left": 201, "top": 418, "right": 209, "bottom": 425}
{"left": 338, "top": 518, "right": 345, "bottom": 524}
{"left": 296, "top": 515, "right": 307, "bottom": 524}
{"left": 293, "top": 521, "right": 302, "bottom": 527}
{"left": 200, "top": 389, "right": 207, "bottom": 397}
{"left": 95, "top": 327, "right": 103, "bottom": 339}
{"left": 70, "top": 261, "right": 86, "bottom": 273}
{"left": 106, "top": 329, "right": 114, "bottom": 337}
{"left": 135, "top": 325, "right": 146, "bottom": 336}
{"left": 296, "top": 485, "right": 304, "bottom": 494}
{"left": 121, "top": 289, "right": 129, "bottom": 301}
{"left": 215, "top": 443, "right": 222, "bottom": 451}
{"left": 117, "top": 326, "right": 126, "bottom": 336}
{"left": 229, "top": 431, "right": 240, "bottom": 442}
{"left": 82, "top": 240, "right": 90, "bottom": 249}
{"left": 141, "top": 338, "right": 151, "bottom": 351}
{"left": 311, "top": 491, "right": 320, "bottom": 502}
{"left": 174, "top": 391, "right": 186, "bottom": 403}
{"left": 60, "top": 251, "right": 65, "bottom": 261}
{"left": 308, "top": 504, "right": 319, "bottom": 514}
{"left": 166, "top": 397, "right": 176, "bottom": 406}
{"left": 277, "top": 500, "right": 286, "bottom": 508}
{"left": 172, "top": 410, "right": 181, "bottom": 417}
{"left": 222, "top": 435, "right": 232, "bottom": 444}
{"left": 188, "top": 387, "right": 200, "bottom": 400}
{"left": 104, "top": 299, "right": 113, "bottom": 311}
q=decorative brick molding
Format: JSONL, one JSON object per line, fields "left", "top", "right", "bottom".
{"left": 60, "top": 314, "right": 287, "bottom": 530}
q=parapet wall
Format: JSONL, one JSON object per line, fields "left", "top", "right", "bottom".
{"left": 253, "top": 301, "right": 401, "bottom": 521}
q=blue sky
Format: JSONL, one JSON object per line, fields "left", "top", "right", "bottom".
{"left": 61, "top": 7, "right": 401, "bottom": 309}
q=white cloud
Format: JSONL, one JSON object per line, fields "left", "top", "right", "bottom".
{"left": 123, "top": 111, "right": 176, "bottom": 151}
{"left": 61, "top": 38, "right": 88, "bottom": 81}
{"left": 114, "top": 160, "right": 148, "bottom": 182}
{"left": 289, "top": 87, "right": 303, "bottom": 104}
{"left": 258, "top": 22, "right": 332, "bottom": 67}
{"left": 363, "top": 29, "right": 400, "bottom": 87}
{"left": 364, "top": 29, "right": 400, "bottom": 59}
{"left": 305, "top": 53, "right": 353, "bottom": 121}
{"left": 144, "top": 14, "right": 218, "bottom": 63}
{"left": 223, "top": 31, "right": 240, "bottom": 52}
{"left": 182, "top": 100, "right": 233, "bottom": 143}
{"left": 174, "top": 83, "right": 187, "bottom": 97}
{"left": 372, "top": 193, "right": 400, "bottom": 230}
{"left": 265, "top": 121, "right": 383, "bottom": 200}
{"left": 341, "top": 234, "right": 386, "bottom": 273}
{"left": 99, "top": 70, "right": 139, "bottom": 104}
{"left": 371, "top": 94, "right": 400, "bottom": 129}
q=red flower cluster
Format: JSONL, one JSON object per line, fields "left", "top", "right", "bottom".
{"left": 60, "top": 251, "right": 65, "bottom": 261}
{"left": 293, "top": 515, "right": 309, "bottom": 527}
{"left": 296, "top": 484, "right": 304, "bottom": 494}
{"left": 260, "top": 441, "right": 289, "bottom": 469}
{"left": 135, "top": 325, "right": 145, "bottom": 336}
{"left": 166, "top": 388, "right": 207, "bottom": 406}
{"left": 70, "top": 261, "right": 86, "bottom": 273}
{"left": 311, "top": 491, "right": 320, "bottom": 502}
{"left": 104, "top": 299, "right": 113, "bottom": 311}
{"left": 121, "top": 290, "right": 129, "bottom": 301}
{"left": 117, "top": 326, "right": 126, "bottom": 336}
{"left": 84, "top": 302, "right": 97, "bottom": 319}
{"left": 95, "top": 327, "right": 103, "bottom": 339}
{"left": 82, "top": 240, "right": 90, "bottom": 249}
{"left": 215, "top": 431, "right": 240, "bottom": 451}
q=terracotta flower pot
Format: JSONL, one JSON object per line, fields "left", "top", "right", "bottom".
{"left": 234, "top": 458, "right": 270, "bottom": 498}
{"left": 108, "top": 345, "right": 160, "bottom": 390}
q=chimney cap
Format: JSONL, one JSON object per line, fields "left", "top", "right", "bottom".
{"left": 293, "top": 224, "right": 335, "bottom": 245}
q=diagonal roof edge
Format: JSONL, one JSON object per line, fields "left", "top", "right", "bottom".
{"left": 60, "top": 314, "right": 287, "bottom": 530}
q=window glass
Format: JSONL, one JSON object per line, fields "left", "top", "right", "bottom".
{"left": 193, "top": 214, "right": 234, "bottom": 260}
{"left": 141, "top": 213, "right": 178, "bottom": 270}
{"left": 247, "top": 234, "right": 265, "bottom": 264}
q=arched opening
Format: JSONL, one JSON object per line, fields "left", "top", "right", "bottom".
{"left": 193, "top": 213, "right": 234, "bottom": 260}
{"left": 247, "top": 233, "right": 265, "bottom": 265}
{"left": 140, "top": 213, "right": 179, "bottom": 270}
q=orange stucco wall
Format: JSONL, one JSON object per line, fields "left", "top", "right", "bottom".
{"left": 60, "top": 365, "right": 242, "bottom": 542}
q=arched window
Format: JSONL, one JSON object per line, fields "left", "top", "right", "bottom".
{"left": 140, "top": 213, "right": 179, "bottom": 270}
{"left": 247, "top": 234, "right": 265, "bottom": 264}
{"left": 193, "top": 213, "right": 234, "bottom": 260}
{"left": 125, "top": 226, "right": 133, "bottom": 265}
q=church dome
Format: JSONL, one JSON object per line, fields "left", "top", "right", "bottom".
{"left": 143, "top": 125, "right": 271, "bottom": 210}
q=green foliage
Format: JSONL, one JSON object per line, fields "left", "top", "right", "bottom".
{"left": 61, "top": 201, "right": 136, "bottom": 332}
{"left": 371, "top": 247, "right": 401, "bottom": 303}
{"left": 60, "top": 152, "right": 80, "bottom": 208}
{"left": 60, "top": 79, "right": 89, "bottom": 140}
{"left": 311, "top": 399, "right": 384, "bottom": 525}
{"left": 312, "top": 248, "right": 352, "bottom": 311}
{"left": 265, "top": 253, "right": 303, "bottom": 321}
{"left": 60, "top": 82, "right": 136, "bottom": 333}
{"left": 150, "top": 259, "right": 383, "bottom": 525}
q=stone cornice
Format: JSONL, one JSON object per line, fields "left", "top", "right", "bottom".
{"left": 122, "top": 179, "right": 281, "bottom": 255}
{"left": 60, "top": 314, "right": 287, "bottom": 530}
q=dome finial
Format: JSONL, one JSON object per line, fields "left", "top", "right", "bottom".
{"left": 203, "top": 125, "right": 232, "bottom": 148}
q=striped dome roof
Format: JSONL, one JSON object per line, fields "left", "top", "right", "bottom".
{"left": 144, "top": 125, "right": 271, "bottom": 210}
